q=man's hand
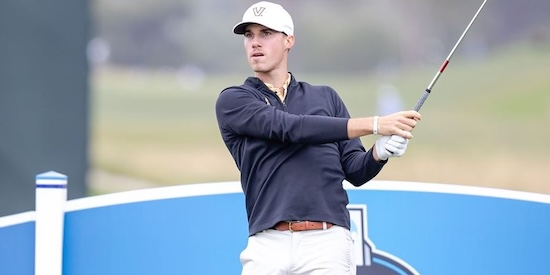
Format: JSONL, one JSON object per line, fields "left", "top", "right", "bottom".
{"left": 374, "top": 134, "right": 409, "bottom": 161}
{"left": 347, "top": 110, "right": 420, "bottom": 140}
{"left": 377, "top": 111, "right": 421, "bottom": 139}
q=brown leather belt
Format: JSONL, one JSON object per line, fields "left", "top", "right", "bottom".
{"left": 273, "top": 221, "right": 333, "bottom": 232}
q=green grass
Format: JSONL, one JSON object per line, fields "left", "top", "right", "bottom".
{"left": 90, "top": 43, "right": 550, "bottom": 194}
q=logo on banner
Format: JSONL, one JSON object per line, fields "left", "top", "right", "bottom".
{"left": 348, "top": 204, "right": 419, "bottom": 275}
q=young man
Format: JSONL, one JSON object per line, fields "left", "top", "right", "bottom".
{"left": 215, "top": 1, "right": 421, "bottom": 274}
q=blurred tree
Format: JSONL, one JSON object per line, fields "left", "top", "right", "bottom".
{"left": 91, "top": 0, "right": 550, "bottom": 73}
{"left": 94, "top": 0, "right": 192, "bottom": 67}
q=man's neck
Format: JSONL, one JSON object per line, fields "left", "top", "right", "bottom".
{"left": 255, "top": 70, "right": 289, "bottom": 89}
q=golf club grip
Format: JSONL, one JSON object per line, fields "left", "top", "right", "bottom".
{"left": 385, "top": 89, "right": 429, "bottom": 154}
{"left": 414, "top": 89, "right": 431, "bottom": 111}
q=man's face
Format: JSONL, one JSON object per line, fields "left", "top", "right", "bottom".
{"left": 243, "top": 24, "right": 293, "bottom": 73}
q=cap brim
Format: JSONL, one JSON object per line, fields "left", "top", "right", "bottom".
{"left": 232, "top": 22, "right": 250, "bottom": 35}
{"left": 232, "top": 21, "right": 291, "bottom": 36}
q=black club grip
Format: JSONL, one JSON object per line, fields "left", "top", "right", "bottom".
{"left": 414, "top": 89, "right": 431, "bottom": 111}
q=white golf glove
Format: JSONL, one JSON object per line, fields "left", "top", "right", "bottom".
{"left": 375, "top": 134, "right": 409, "bottom": 161}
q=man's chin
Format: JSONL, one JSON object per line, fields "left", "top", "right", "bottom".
{"left": 249, "top": 63, "right": 268, "bottom": 73}
{"left": 252, "top": 68, "right": 268, "bottom": 74}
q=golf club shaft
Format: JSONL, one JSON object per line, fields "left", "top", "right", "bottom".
{"left": 413, "top": 0, "right": 488, "bottom": 111}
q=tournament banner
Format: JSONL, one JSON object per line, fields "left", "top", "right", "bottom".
{"left": 1, "top": 180, "right": 549, "bottom": 274}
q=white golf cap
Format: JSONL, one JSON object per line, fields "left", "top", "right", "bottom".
{"left": 233, "top": 1, "right": 294, "bottom": 36}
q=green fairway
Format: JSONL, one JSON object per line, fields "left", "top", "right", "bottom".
{"left": 90, "top": 44, "right": 550, "bottom": 194}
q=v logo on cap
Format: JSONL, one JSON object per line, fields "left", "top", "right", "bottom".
{"left": 253, "top": 7, "right": 265, "bottom": 16}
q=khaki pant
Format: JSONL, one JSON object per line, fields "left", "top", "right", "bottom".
{"left": 240, "top": 225, "right": 356, "bottom": 275}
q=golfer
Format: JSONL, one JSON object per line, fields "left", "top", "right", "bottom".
{"left": 215, "top": 1, "right": 421, "bottom": 274}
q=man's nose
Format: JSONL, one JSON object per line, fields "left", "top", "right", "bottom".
{"left": 251, "top": 37, "right": 261, "bottom": 48}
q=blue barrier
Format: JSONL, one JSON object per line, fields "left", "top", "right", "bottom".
{"left": 1, "top": 181, "right": 549, "bottom": 275}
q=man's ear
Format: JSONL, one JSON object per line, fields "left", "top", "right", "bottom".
{"left": 285, "top": 35, "right": 295, "bottom": 50}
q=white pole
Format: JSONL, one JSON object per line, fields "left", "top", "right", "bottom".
{"left": 34, "top": 171, "right": 67, "bottom": 275}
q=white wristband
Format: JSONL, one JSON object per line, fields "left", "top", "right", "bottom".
{"left": 373, "top": 116, "right": 379, "bottom": 136}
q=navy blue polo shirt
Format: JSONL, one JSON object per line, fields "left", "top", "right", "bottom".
{"left": 215, "top": 74, "right": 385, "bottom": 235}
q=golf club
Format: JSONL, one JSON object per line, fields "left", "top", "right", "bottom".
{"left": 414, "top": 0, "right": 488, "bottom": 111}
{"left": 386, "top": 0, "right": 488, "bottom": 156}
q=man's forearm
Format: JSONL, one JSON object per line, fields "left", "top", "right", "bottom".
{"left": 347, "top": 117, "right": 375, "bottom": 139}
